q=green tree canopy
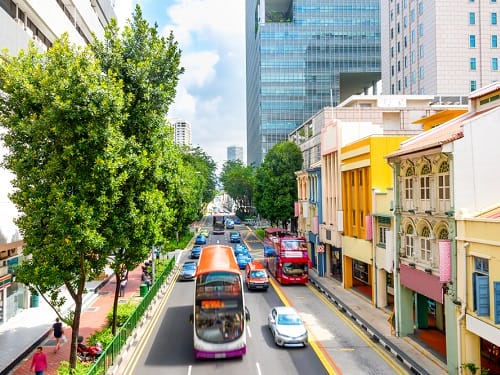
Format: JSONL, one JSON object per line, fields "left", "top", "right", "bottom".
{"left": 220, "top": 160, "right": 255, "bottom": 211}
{"left": 254, "top": 141, "right": 303, "bottom": 227}
{"left": 90, "top": 5, "right": 184, "bottom": 334}
{"left": 0, "top": 34, "right": 127, "bottom": 367}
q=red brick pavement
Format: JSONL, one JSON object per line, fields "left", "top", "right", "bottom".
{"left": 11, "top": 265, "right": 145, "bottom": 375}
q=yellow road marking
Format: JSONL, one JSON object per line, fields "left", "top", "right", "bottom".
{"left": 270, "top": 278, "right": 340, "bottom": 375}
{"left": 306, "top": 283, "right": 408, "bottom": 375}
{"left": 122, "top": 268, "right": 180, "bottom": 375}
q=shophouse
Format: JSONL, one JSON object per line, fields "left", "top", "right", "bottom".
{"left": 291, "top": 95, "right": 465, "bottom": 284}
{"left": 452, "top": 83, "right": 500, "bottom": 374}
{"left": 385, "top": 82, "right": 500, "bottom": 373}
{"left": 341, "top": 135, "right": 408, "bottom": 307}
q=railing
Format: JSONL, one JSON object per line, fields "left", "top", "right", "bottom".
{"left": 86, "top": 257, "right": 176, "bottom": 375}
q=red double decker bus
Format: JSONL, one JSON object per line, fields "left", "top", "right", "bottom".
{"left": 264, "top": 228, "right": 309, "bottom": 285}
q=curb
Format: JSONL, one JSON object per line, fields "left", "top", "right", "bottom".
{"left": 308, "top": 275, "right": 431, "bottom": 375}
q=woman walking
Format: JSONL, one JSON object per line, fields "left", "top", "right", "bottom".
{"left": 52, "top": 317, "right": 63, "bottom": 353}
{"left": 30, "top": 346, "right": 48, "bottom": 375}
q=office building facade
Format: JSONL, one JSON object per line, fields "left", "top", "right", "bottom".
{"left": 382, "top": 0, "right": 500, "bottom": 96}
{"left": 227, "top": 145, "right": 244, "bottom": 163}
{"left": 245, "top": 0, "right": 381, "bottom": 166}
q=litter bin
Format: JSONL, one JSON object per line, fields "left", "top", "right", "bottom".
{"left": 140, "top": 284, "right": 148, "bottom": 297}
{"left": 30, "top": 293, "right": 39, "bottom": 308}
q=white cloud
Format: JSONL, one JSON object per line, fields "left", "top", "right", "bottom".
{"left": 180, "top": 51, "right": 219, "bottom": 89}
{"left": 114, "top": 0, "right": 247, "bottom": 168}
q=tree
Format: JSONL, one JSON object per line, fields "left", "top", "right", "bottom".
{"left": 90, "top": 5, "right": 184, "bottom": 335}
{"left": 254, "top": 141, "right": 303, "bottom": 228}
{"left": 220, "top": 160, "right": 255, "bottom": 211}
{"left": 0, "top": 35, "right": 127, "bottom": 369}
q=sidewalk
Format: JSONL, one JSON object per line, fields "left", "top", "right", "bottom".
{"left": 1, "top": 264, "right": 145, "bottom": 375}
{"left": 308, "top": 270, "right": 449, "bottom": 375}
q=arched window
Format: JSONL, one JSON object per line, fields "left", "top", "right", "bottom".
{"left": 438, "top": 228, "right": 448, "bottom": 240}
{"left": 437, "top": 161, "right": 450, "bottom": 210}
{"left": 404, "top": 166, "right": 415, "bottom": 208}
{"left": 405, "top": 224, "right": 415, "bottom": 257}
{"left": 420, "top": 226, "right": 431, "bottom": 262}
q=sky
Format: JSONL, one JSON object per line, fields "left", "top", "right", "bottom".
{"left": 115, "top": 1, "right": 247, "bottom": 169}
{"left": 0, "top": 1, "right": 246, "bottom": 239}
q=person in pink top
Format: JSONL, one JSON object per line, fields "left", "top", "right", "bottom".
{"left": 30, "top": 346, "right": 48, "bottom": 375}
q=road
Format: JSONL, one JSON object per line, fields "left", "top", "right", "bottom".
{"left": 121, "top": 220, "right": 408, "bottom": 375}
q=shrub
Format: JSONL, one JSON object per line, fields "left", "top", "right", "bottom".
{"left": 57, "top": 360, "right": 96, "bottom": 375}
{"left": 106, "top": 302, "right": 137, "bottom": 327}
{"left": 87, "top": 326, "right": 114, "bottom": 348}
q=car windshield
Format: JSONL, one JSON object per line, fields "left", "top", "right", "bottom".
{"left": 277, "top": 313, "right": 302, "bottom": 325}
{"left": 250, "top": 271, "right": 266, "bottom": 278}
{"left": 183, "top": 263, "right": 197, "bottom": 269}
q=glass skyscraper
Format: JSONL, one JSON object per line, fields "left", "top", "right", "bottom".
{"left": 245, "top": 0, "right": 381, "bottom": 166}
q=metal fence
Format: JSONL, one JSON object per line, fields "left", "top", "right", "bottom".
{"left": 86, "top": 257, "right": 175, "bottom": 375}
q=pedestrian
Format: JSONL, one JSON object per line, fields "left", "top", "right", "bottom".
{"left": 30, "top": 346, "right": 48, "bottom": 375}
{"left": 142, "top": 272, "right": 151, "bottom": 290}
{"left": 119, "top": 278, "right": 127, "bottom": 297}
{"left": 52, "top": 317, "right": 63, "bottom": 353}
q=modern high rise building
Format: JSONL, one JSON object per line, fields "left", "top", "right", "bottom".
{"left": 227, "top": 145, "right": 244, "bottom": 163}
{"left": 172, "top": 120, "right": 192, "bottom": 147}
{"left": 245, "top": 0, "right": 381, "bottom": 166}
{"left": 381, "top": 0, "right": 500, "bottom": 96}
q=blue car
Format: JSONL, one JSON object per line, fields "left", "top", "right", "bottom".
{"left": 237, "top": 253, "right": 253, "bottom": 269}
{"left": 194, "top": 234, "right": 207, "bottom": 245}
{"left": 229, "top": 231, "right": 241, "bottom": 243}
{"left": 234, "top": 244, "right": 249, "bottom": 257}
{"left": 233, "top": 217, "right": 241, "bottom": 225}
{"left": 190, "top": 245, "right": 202, "bottom": 259}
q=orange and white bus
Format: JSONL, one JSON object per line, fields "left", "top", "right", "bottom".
{"left": 191, "top": 245, "right": 250, "bottom": 359}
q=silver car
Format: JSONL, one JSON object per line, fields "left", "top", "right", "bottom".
{"left": 268, "top": 306, "right": 308, "bottom": 347}
{"left": 179, "top": 261, "right": 197, "bottom": 281}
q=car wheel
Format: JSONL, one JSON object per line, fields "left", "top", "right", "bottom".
{"left": 274, "top": 334, "right": 282, "bottom": 347}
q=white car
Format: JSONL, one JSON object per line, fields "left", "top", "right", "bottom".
{"left": 268, "top": 306, "right": 308, "bottom": 347}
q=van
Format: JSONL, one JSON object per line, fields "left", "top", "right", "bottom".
{"left": 245, "top": 261, "right": 269, "bottom": 291}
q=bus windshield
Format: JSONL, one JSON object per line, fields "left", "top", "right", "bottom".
{"left": 282, "top": 262, "right": 308, "bottom": 276}
{"left": 195, "top": 301, "right": 244, "bottom": 343}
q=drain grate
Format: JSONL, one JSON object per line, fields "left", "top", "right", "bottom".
{"left": 45, "top": 339, "right": 57, "bottom": 346}
{"left": 84, "top": 307, "right": 98, "bottom": 312}
{"left": 98, "top": 291, "right": 110, "bottom": 296}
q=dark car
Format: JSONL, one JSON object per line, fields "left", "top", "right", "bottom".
{"left": 229, "top": 231, "right": 241, "bottom": 243}
{"left": 194, "top": 234, "right": 207, "bottom": 245}
{"left": 190, "top": 245, "right": 202, "bottom": 259}
{"left": 179, "top": 261, "right": 197, "bottom": 281}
